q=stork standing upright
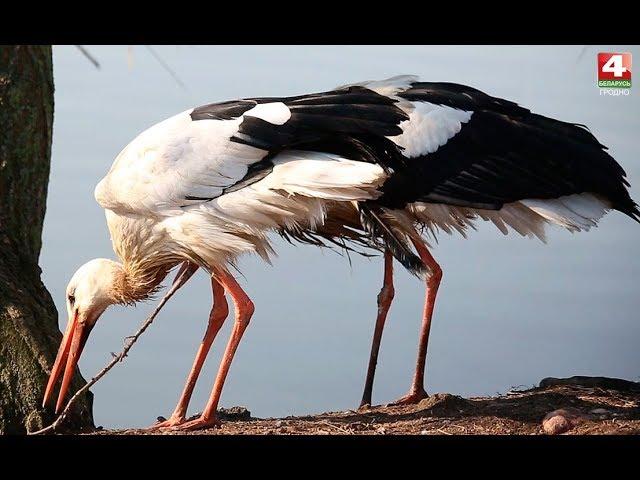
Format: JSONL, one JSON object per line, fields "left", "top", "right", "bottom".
{"left": 42, "top": 76, "right": 638, "bottom": 430}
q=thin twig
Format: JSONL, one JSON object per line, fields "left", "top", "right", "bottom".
{"left": 144, "top": 45, "right": 186, "bottom": 90}
{"left": 29, "top": 266, "right": 194, "bottom": 435}
{"left": 75, "top": 45, "right": 100, "bottom": 69}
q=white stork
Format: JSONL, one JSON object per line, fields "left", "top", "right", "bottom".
{"left": 42, "top": 75, "right": 639, "bottom": 430}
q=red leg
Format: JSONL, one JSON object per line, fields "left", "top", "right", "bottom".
{"left": 392, "top": 237, "right": 442, "bottom": 405}
{"left": 176, "top": 269, "right": 254, "bottom": 430}
{"left": 150, "top": 277, "right": 228, "bottom": 429}
{"left": 360, "top": 249, "right": 394, "bottom": 408}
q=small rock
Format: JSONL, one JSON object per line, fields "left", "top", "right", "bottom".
{"left": 420, "top": 429, "right": 430, "bottom": 435}
{"left": 275, "top": 420, "right": 284, "bottom": 427}
{"left": 542, "top": 408, "right": 587, "bottom": 435}
{"left": 416, "top": 394, "right": 472, "bottom": 416}
{"left": 543, "top": 414, "right": 571, "bottom": 435}
{"left": 590, "top": 408, "right": 609, "bottom": 415}
{"left": 375, "top": 426, "right": 386, "bottom": 434}
{"left": 218, "top": 406, "right": 251, "bottom": 421}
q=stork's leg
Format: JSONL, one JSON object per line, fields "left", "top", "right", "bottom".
{"left": 392, "top": 237, "right": 442, "bottom": 405}
{"left": 175, "top": 269, "right": 254, "bottom": 430}
{"left": 151, "top": 277, "right": 229, "bottom": 429}
{"left": 359, "top": 249, "right": 394, "bottom": 409}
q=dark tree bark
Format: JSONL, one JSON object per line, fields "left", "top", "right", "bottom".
{"left": 0, "top": 45, "right": 94, "bottom": 433}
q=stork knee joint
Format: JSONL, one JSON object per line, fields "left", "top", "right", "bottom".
{"left": 237, "top": 299, "right": 255, "bottom": 326}
{"left": 377, "top": 285, "right": 395, "bottom": 307}
{"left": 429, "top": 265, "right": 443, "bottom": 284}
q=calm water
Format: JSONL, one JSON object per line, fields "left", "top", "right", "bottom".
{"left": 42, "top": 45, "right": 640, "bottom": 428}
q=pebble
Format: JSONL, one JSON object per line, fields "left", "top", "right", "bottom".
{"left": 542, "top": 408, "right": 586, "bottom": 435}
{"left": 542, "top": 414, "right": 571, "bottom": 435}
{"left": 590, "top": 408, "right": 609, "bottom": 415}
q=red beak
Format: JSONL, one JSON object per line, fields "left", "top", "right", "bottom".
{"left": 42, "top": 311, "right": 93, "bottom": 413}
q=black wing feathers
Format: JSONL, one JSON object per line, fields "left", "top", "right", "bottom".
{"left": 381, "top": 83, "right": 639, "bottom": 220}
{"left": 191, "top": 100, "right": 257, "bottom": 121}
{"left": 231, "top": 86, "right": 408, "bottom": 154}
{"left": 398, "top": 82, "right": 530, "bottom": 117}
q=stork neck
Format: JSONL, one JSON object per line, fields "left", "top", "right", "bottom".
{"left": 114, "top": 261, "right": 174, "bottom": 305}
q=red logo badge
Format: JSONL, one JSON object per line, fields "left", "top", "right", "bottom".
{"left": 598, "top": 52, "right": 632, "bottom": 88}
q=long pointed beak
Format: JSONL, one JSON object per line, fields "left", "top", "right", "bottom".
{"left": 42, "top": 311, "right": 93, "bottom": 413}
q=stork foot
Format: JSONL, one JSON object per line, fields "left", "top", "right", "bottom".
{"left": 390, "top": 388, "right": 428, "bottom": 406}
{"left": 146, "top": 415, "right": 187, "bottom": 430}
{"left": 172, "top": 415, "right": 221, "bottom": 431}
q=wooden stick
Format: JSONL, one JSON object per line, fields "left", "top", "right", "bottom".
{"left": 29, "top": 264, "right": 197, "bottom": 435}
{"left": 74, "top": 45, "right": 101, "bottom": 69}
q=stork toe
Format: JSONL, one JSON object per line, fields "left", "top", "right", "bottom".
{"left": 390, "top": 389, "right": 429, "bottom": 406}
{"left": 171, "top": 416, "right": 221, "bottom": 432}
{"left": 146, "top": 415, "right": 188, "bottom": 430}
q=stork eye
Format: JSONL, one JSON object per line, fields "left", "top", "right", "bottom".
{"left": 68, "top": 294, "right": 75, "bottom": 305}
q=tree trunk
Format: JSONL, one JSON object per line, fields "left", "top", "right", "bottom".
{"left": 0, "top": 45, "right": 94, "bottom": 434}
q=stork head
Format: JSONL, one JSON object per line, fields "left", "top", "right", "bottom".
{"left": 43, "top": 258, "right": 124, "bottom": 413}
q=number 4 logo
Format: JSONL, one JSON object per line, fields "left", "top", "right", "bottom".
{"left": 602, "top": 55, "right": 628, "bottom": 77}
{"left": 598, "top": 52, "right": 632, "bottom": 88}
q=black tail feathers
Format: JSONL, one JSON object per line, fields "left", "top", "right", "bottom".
{"left": 359, "top": 203, "right": 426, "bottom": 277}
{"left": 622, "top": 202, "right": 640, "bottom": 224}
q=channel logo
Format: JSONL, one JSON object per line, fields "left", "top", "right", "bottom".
{"left": 597, "top": 52, "right": 632, "bottom": 89}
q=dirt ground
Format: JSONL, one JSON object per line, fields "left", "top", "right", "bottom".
{"left": 98, "top": 376, "right": 640, "bottom": 435}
